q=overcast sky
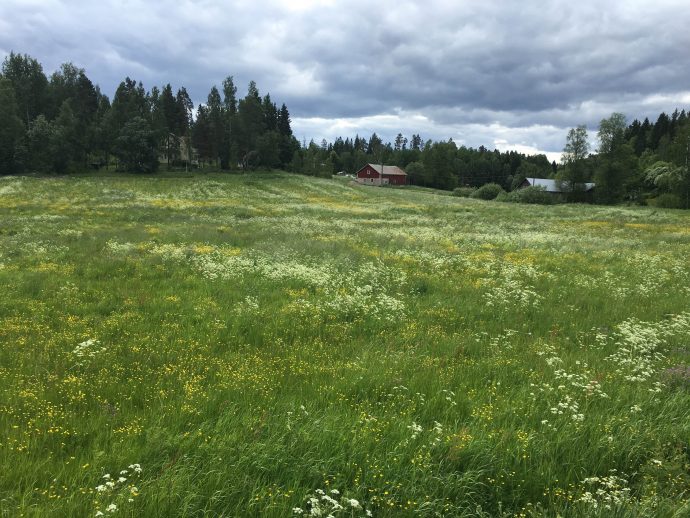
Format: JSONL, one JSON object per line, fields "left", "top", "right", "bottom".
{"left": 2, "top": 0, "right": 690, "bottom": 161}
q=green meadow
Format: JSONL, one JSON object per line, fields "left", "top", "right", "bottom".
{"left": 1, "top": 172, "right": 689, "bottom": 517}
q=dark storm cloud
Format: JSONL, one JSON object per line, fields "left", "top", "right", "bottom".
{"left": 2, "top": 0, "right": 689, "bottom": 157}
{"left": 293, "top": 1, "right": 689, "bottom": 117}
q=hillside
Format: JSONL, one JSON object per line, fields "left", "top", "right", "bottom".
{"left": 1, "top": 173, "right": 689, "bottom": 517}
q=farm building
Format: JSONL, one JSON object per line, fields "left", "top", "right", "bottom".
{"left": 355, "top": 164, "right": 407, "bottom": 186}
{"left": 519, "top": 177, "right": 595, "bottom": 194}
{"left": 158, "top": 133, "right": 199, "bottom": 168}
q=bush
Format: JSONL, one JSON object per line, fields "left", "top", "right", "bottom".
{"left": 651, "top": 193, "right": 683, "bottom": 209}
{"left": 496, "top": 186, "right": 554, "bottom": 205}
{"left": 471, "top": 183, "right": 504, "bottom": 200}
{"left": 452, "top": 187, "right": 475, "bottom": 198}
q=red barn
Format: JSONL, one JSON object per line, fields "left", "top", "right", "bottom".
{"left": 355, "top": 164, "right": 407, "bottom": 186}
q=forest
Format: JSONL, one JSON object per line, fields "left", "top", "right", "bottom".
{"left": 0, "top": 52, "right": 300, "bottom": 175}
{"left": 1, "top": 52, "right": 689, "bottom": 208}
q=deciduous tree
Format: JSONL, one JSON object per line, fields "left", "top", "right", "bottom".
{"left": 558, "top": 125, "right": 590, "bottom": 201}
{"left": 1, "top": 52, "right": 48, "bottom": 124}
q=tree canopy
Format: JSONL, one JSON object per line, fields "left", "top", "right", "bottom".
{"left": 0, "top": 52, "right": 298, "bottom": 174}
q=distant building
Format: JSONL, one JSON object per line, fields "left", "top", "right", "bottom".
{"left": 355, "top": 164, "right": 407, "bottom": 186}
{"left": 519, "top": 177, "right": 595, "bottom": 193}
{"left": 158, "top": 133, "right": 199, "bottom": 167}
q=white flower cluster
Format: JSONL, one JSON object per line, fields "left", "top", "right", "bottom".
{"left": 431, "top": 421, "right": 444, "bottom": 445}
{"left": 442, "top": 389, "right": 457, "bottom": 406}
{"left": 72, "top": 338, "right": 106, "bottom": 365}
{"left": 292, "top": 488, "right": 371, "bottom": 517}
{"left": 627, "top": 252, "right": 687, "bottom": 298}
{"left": 286, "top": 260, "right": 407, "bottom": 323}
{"left": 407, "top": 422, "right": 423, "bottom": 439}
{"left": 191, "top": 249, "right": 336, "bottom": 286}
{"left": 485, "top": 279, "right": 542, "bottom": 310}
{"left": 149, "top": 243, "right": 189, "bottom": 262}
{"left": 535, "top": 342, "right": 609, "bottom": 426}
{"left": 605, "top": 312, "right": 690, "bottom": 383}
{"left": 94, "top": 464, "right": 142, "bottom": 515}
{"left": 577, "top": 471, "right": 631, "bottom": 510}
{"left": 553, "top": 368, "right": 609, "bottom": 399}
{"left": 0, "top": 177, "right": 24, "bottom": 196}
{"left": 549, "top": 394, "right": 584, "bottom": 422}
{"left": 235, "top": 295, "right": 260, "bottom": 314}
{"left": 482, "top": 262, "right": 544, "bottom": 311}
{"left": 21, "top": 240, "right": 69, "bottom": 257}
{"left": 122, "top": 239, "right": 410, "bottom": 324}
{"left": 319, "top": 284, "right": 406, "bottom": 323}
{"left": 105, "top": 240, "right": 136, "bottom": 255}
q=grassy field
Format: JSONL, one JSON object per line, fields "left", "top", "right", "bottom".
{"left": 0, "top": 172, "right": 689, "bottom": 517}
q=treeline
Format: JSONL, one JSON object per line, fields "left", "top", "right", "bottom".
{"left": 1, "top": 53, "right": 688, "bottom": 208}
{"left": 558, "top": 111, "right": 690, "bottom": 207}
{"left": 0, "top": 52, "right": 300, "bottom": 174}
{"left": 306, "top": 109, "right": 690, "bottom": 207}
{"left": 298, "top": 133, "right": 556, "bottom": 191}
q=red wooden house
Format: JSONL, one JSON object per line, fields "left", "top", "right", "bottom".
{"left": 355, "top": 164, "right": 407, "bottom": 186}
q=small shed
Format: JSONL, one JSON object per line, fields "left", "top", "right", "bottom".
{"left": 355, "top": 164, "right": 407, "bottom": 186}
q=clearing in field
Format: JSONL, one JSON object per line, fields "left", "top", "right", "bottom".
{"left": 0, "top": 172, "right": 689, "bottom": 517}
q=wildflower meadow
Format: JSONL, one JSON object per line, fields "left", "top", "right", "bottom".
{"left": 0, "top": 172, "right": 689, "bottom": 517}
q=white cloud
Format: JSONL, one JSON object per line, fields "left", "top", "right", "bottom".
{"left": 292, "top": 111, "right": 566, "bottom": 160}
{"left": 276, "top": 0, "right": 336, "bottom": 12}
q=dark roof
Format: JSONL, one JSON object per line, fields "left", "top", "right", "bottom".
{"left": 524, "top": 177, "right": 595, "bottom": 193}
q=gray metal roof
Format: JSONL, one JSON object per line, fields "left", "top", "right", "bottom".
{"left": 525, "top": 177, "right": 595, "bottom": 193}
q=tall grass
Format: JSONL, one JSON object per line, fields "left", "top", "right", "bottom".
{"left": 0, "top": 172, "right": 689, "bottom": 517}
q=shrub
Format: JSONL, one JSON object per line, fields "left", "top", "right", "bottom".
{"left": 651, "top": 193, "right": 683, "bottom": 209}
{"left": 497, "top": 186, "right": 554, "bottom": 205}
{"left": 471, "top": 183, "right": 504, "bottom": 200}
{"left": 452, "top": 187, "right": 475, "bottom": 198}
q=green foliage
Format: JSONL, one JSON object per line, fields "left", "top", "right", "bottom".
{"left": 496, "top": 185, "right": 554, "bottom": 204}
{"left": 405, "top": 161, "right": 425, "bottom": 185}
{"left": 644, "top": 161, "right": 684, "bottom": 192}
{"left": 256, "top": 130, "right": 281, "bottom": 168}
{"left": 452, "top": 186, "right": 475, "bottom": 197}
{"left": 423, "top": 140, "right": 458, "bottom": 190}
{"left": 0, "top": 52, "right": 298, "bottom": 174}
{"left": 597, "top": 113, "right": 627, "bottom": 155}
{"left": 559, "top": 125, "right": 591, "bottom": 202}
{"left": 471, "top": 182, "right": 504, "bottom": 200}
{"left": 562, "top": 125, "right": 590, "bottom": 163}
{"left": 206, "top": 86, "right": 224, "bottom": 166}
{"left": 1, "top": 51, "right": 48, "bottom": 124}
{"left": 236, "top": 84, "right": 266, "bottom": 161}
{"left": 0, "top": 77, "right": 25, "bottom": 174}
{"left": 25, "top": 113, "right": 77, "bottom": 174}
{"left": 107, "top": 77, "right": 147, "bottom": 137}
{"left": 594, "top": 143, "right": 638, "bottom": 204}
{"left": 289, "top": 149, "right": 303, "bottom": 173}
{"left": 650, "top": 193, "right": 683, "bottom": 209}
{"left": 113, "top": 116, "right": 159, "bottom": 173}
